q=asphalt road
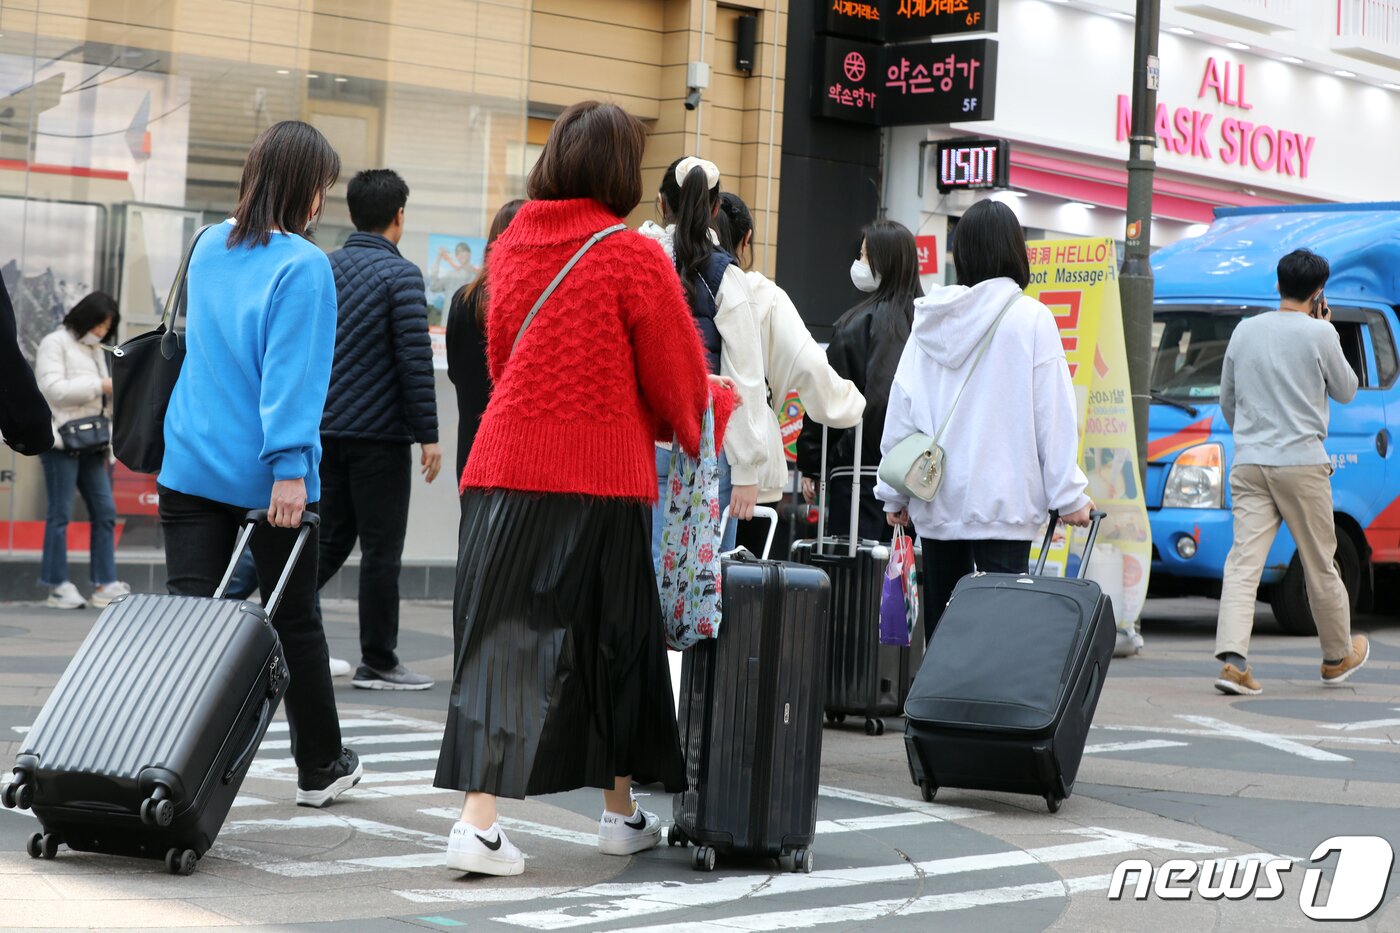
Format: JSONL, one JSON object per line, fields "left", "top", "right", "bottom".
{"left": 2, "top": 596, "right": 1400, "bottom": 932}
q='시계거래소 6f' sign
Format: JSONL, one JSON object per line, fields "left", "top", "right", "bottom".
{"left": 819, "top": 0, "right": 999, "bottom": 42}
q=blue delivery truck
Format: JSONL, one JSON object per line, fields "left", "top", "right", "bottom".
{"left": 1147, "top": 203, "right": 1400, "bottom": 635}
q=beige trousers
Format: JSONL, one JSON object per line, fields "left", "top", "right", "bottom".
{"left": 1215, "top": 464, "right": 1352, "bottom": 662}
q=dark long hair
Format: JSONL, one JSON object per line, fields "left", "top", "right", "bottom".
{"left": 839, "top": 219, "right": 922, "bottom": 338}
{"left": 228, "top": 121, "right": 340, "bottom": 248}
{"left": 458, "top": 198, "right": 526, "bottom": 330}
{"left": 713, "top": 191, "right": 754, "bottom": 270}
{"left": 527, "top": 101, "right": 646, "bottom": 217}
{"left": 63, "top": 291, "right": 119, "bottom": 340}
{"left": 658, "top": 157, "right": 721, "bottom": 308}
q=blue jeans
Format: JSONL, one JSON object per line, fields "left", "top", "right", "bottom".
{"left": 651, "top": 445, "right": 735, "bottom": 572}
{"left": 39, "top": 450, "right": 118, "bottom": 587}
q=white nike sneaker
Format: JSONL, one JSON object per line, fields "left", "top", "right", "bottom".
{"left": 89, "top": 581, "right": 131, "bottom": 609}
{"left": 46, "top": 582, "right": 87, "bottom": 610}
{"left": 446, "top": 821, "right": 524, "bottom": 876}
{"left": 328, "top": 656, "right": 352, "bottom": 678}
{"left": 598, "top": 801, "right": 662, "bottom": 856}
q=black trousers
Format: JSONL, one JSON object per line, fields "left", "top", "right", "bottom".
{"left": 316, "top": 438, "right": 413, "bottom": 671}
{"left": 158, "top": 486, "right": 343, "bottom": 771}
{"left": 920, "top": 537, "right": 1032, "bottom": 646}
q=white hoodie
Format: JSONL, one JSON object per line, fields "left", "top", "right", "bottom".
{"left": 745, "top": 271, "right": 865, "bottom": 501}
{"left": 638, "top": 221, "right": 768, "bottom": 487}
{"left": 875, "top": 278, "right": 1089, "bottom": 541}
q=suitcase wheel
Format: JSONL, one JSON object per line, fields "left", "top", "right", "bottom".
{"left": 667, "top": 824, "right": 690, "bottom": 848}
{"left": 792, "top": 848, "right": 814, "bottom": 874}
{"left": 26, "top": 833, "right": 58, "bottom": 860}
{"left": 919, "top": 781, "right": 937, "bottom": 803}
{"left": 692, "top": 845, "right": 717, "bottom": 872}
{"left": 864, "top": 718, "right": 885, "bottom": 737}
{"left": 3, "top": 780, "right": 32, "bottom": 810}
{"left": 1045, "top": 795, "right": 1062, "bottom": 814}
{"left": 141, "top": 797, "right": 175, "bottom": 827}
{"left": 824, "top": 712, "right": 847, "bottom": 725}
{"left": 165, "top": 847, "right": 198, "bottom": 876}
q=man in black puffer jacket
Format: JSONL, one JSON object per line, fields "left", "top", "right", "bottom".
{"left": 319, "top": 168, "right": 441, "bottom": 690}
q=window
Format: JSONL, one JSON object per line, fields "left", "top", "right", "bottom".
{"left": 1365, "top": 310, "right": 1398, "bottom": 389}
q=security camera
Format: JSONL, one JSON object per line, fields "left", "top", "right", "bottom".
{"left": 684, "top": 88, "right": 703, "bottom": 111}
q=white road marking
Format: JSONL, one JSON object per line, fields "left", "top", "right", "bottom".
{"left": 814, "top": 812, "right": 942, "bottom": 834}
{"left": 1091, "top": 722, "right": 1399, "bottom": 748}
{"left": 816, "top": 785, "right": 987, "bottom": 821}
{"left": 248, "top": 748, "right": 441, "bottom": 777}
{"left": 1083, "top": 740, "right": 1189, "bottom": 755}
{"left": 260, "top": 731, "right": 443, "bottom": 751}
{"left": 358, "top": 769, "right": 438, "bottom": 785}
{"left": 232, "top": 795, "right": 272, "bottom": 808}
{"left": 418, "top": 807, "right": 599, "bottom": 848}
{"left": 394, "top": 886, "right": 579, "bottom": 905}
{"left": 1174, "top": 715, "right": 1352, "bottom": 762}
{"left": 263, "top": 717, "right": 441, "bottom": 734}
{"left": 1322, "top": 709, "right": 1400, "bottom": 732}
{"left": 489, "top": 829, "right": 1224, "bottom": 928}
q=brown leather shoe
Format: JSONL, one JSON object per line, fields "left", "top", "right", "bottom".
{"left": 1214, "top": 663, "right": 1262, "bottom": 696}
{"left": 1321, "top": 635, "right": 1370, "bottom": 686}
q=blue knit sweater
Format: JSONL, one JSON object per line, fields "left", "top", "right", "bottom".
{"left": 160, "top": 221, "right": 337, "bottom": 508}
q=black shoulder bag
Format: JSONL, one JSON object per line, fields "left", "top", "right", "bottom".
{"left": 110, "top": 224, "right": 213, "bottom": 473}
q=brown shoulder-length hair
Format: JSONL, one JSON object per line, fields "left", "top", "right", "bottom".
{"left": 228, "top": 121, "right": 341, "bottom": 249}
{"left": 526, "top": 102, "right": 646, "bottom": 217}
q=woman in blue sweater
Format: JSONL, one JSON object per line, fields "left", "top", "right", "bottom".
{"left": 158, "top": 121, "right": 360, "bottom": 808}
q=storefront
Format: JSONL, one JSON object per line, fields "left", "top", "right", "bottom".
{"left": 881, "top": 0, "right": 1400, "bottom": 283}
{"left": 0, "top": 1, "right": 789, "bottom": 595}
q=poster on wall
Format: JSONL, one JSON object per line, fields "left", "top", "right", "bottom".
{"left": 1025, "top": 238, "right": 1150, "bottom": 632}
{"left": 424, "top": 234, "right": 485, "bottom": 326}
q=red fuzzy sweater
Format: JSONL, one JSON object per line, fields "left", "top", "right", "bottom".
{"left": 461, "top": 199, "right": 729, "bottom": 501}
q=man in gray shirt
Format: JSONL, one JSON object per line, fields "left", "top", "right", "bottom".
{"left": 1214, "top": 249, "right": 1364, "bottom": 696}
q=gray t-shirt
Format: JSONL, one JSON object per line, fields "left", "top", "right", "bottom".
{"left": 1220, "top": 311, "right": 1358, "bottom": 467}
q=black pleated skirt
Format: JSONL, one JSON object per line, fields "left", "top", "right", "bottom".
{"left": 434, "top": 489, "right": 686, "bottom": 799}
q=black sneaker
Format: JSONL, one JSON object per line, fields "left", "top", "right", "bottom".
{"left": 296, "top": 748, "right": 362, "bottom": 808}
{"left": 351, "top": 664, "right": 434, "bottom": 691}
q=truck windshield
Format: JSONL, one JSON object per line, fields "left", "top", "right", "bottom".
{"left": 1150, "top": 308, "right": 1258, "bottom": 402}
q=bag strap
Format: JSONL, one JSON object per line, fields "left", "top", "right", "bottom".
{"left": 158, "top": 223, "right": 216, "bottom": 360}
{"left": 930, "top": 291, "right": 1020, "bottom": 446}
{"left": 511, "top": 223, "right": 627, "bottom": 355}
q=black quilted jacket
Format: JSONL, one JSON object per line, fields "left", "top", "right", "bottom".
{"left": 322, "top": 233, "right": 438, "bottom": 444}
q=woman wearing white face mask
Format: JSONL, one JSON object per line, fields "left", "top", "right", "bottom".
{"left": 33, "top": 292, "right": 129, "bottom": 610}
{"left": 797, "top": 220, "right": 924, "bottom": 541}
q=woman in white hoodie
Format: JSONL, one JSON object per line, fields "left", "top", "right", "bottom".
{"left": 876, "top": 199, "right": 1093, "bottom": 642}
{"left": 712, "top": 192, "right": 866, "bottom": 502}
{"left": 33, "top": 292, "right": 129, "bottom": 610}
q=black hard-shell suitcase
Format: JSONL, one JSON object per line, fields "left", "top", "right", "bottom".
{"left": 671, "top": 510, "right": 830, "bottom": 874}
{"left": 904, "top": 511, "right": 1114, "bottom": 813}
{"left": 2, "top": 511, "right": 314, "bottom": 874}
{"left": 791, "top": 424, "right": 923, "bottom": 736}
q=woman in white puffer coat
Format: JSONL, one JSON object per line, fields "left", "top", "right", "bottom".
{"left": 712, "top": 192, "right": 867, "bottom": 503}
{"left": 33, "top": 292, "right": 129, "bottom": 610}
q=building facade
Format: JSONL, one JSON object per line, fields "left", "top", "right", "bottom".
{"left": 0, "top": 0, "right": 789, "bottom": 588}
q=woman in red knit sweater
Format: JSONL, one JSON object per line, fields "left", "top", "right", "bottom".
{"left": 433, "top": 101, "right": 732, "bottom": 877}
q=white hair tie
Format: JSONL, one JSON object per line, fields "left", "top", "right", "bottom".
{"left": 675, "top": 156, "right": 720, "bottom": 190}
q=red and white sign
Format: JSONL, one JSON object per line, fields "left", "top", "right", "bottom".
{"left": 915, "top": 235, "right": 939, "bottom": 275}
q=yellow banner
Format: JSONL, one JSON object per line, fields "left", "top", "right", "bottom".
{"left": 1026, "top": 238, "right": 1149, "bottom": 628}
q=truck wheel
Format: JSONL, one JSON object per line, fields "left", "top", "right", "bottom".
{"left": 1270, "top": 529, "right": 1360, "bottom": 637}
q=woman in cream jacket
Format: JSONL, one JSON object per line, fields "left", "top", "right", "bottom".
{"left": 33, "top": 292, "right": 129, "bottom": 610}
{"left": 712, "top": 192, "right": 866, "bottom": 502}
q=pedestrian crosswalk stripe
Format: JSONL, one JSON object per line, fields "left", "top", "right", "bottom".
{"left": 1083, "top": 740, "right": 1189, "bottom": 754}
{"left": 260, "top": 731, "right": 444, "bottom": 751}
{"left": 816, "top": 785, "right": 985, "bottom": 821}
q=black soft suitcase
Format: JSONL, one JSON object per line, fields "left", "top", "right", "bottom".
{"left": 671, "top": 512, "right": 830, "bottom": 874}
{"left": 904, "top": 511, "right": 1114, "bottom": 813}
{"left": 1, "top": 511, "right": 314, "bottom": 874}
{"left": 791, "top": 424, "right": 923, "bottom": 736}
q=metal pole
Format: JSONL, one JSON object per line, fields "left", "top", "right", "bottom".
{"left": 1120, "top": 0, "right": 1161, "bottom": 485}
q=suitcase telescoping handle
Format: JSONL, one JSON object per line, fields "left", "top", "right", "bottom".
{"left": 214, "top": 509, "right": 322, "bottom": 620}
{"left": 1033, "top": 509, "right": 1107, "bottom": 579}
{"left": 817, "top": 421, "right": 864, "bottom": 558}
{"left": 719, "top": 504, "right": 779, "bottom": 560}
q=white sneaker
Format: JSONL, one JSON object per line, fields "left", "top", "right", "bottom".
{"left": 446, "top": 821, "right": 525, "bottom": 876}
{"left": 1113, "top": 628, "right": 1144, "bottom": 658}
{"left": 89, "top": 581, "right": 131, "bottom": 609}
{"left": 46, "top": 582, "right": 87, "bottom": 610}
{"left": 598, "top": 802, "right": 662, "bottom": 856}
{"left": 328, "top": 657, "right": 352, "bottom": 678}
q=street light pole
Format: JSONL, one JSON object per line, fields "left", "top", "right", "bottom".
{"left": 1121, "top": 0, "right": 1161, "bottom": 484}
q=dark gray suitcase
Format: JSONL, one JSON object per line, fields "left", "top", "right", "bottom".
{"left": 2, "top": 511, "right": 314, "bottom": 874}
{"left": 904, "top": 512, "right": 1114, "bottom": 813}
{"left": 791, "top": 424, "right": 923, "bottom": 736}
{"left": 671, "top": 514, "right": 830, "bottom": 874}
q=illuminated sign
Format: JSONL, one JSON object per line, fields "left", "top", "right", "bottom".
{"left": 815, "top": 37, "right": 998, "bottom": 126}
{"left": 934, "top": 137, "right": 1009, "bottom": 192}
{"left": 819, "top": 0, "right": 998, "bottom": 41}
